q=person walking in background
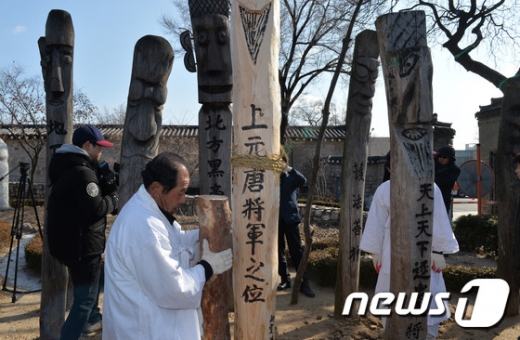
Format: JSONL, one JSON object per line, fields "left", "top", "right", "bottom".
{"left": 434, "top": 145, "right": 461, "bottom": 216}
{"left": 102, "top": 152, "right": 233, "bottom": 339}
{"left": 277, "top": 158, "right": 315, "bottom": 298}
{"left": 360, "top": 153, "right": 459, "bottom": 340}
{"left": 47, "top": 125, "right": 119, "bottom": 340}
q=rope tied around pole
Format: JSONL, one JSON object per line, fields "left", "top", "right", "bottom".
{"left": 230, "top": 147, "right": 289, "bottom": 173}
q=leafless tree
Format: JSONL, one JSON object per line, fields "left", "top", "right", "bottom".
{"left": 290, "top": 97, "right": 344, "bottom": 126}
{"left": 94, "top": 104, "right": 126, "bottom": 125}
{"left": 159, "top": 132, "right": 199, "bottom": 179}
{"left": 160, "top": 0, "right": 388, "bottom": 142}
{"left": 0, "top": 63, "right": 96, "bottom": 181}
{"left": 291, "top": 0, "right": 368, "bottom": 304}
{"left": 404, "top": 0, "right": 520, "bottom": 317}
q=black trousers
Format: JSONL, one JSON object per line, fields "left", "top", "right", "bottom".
{"left": 278, "top": 219, "right": 309, "bottom": 283}
{"left": 61, "top": 255, "right": 102, "bottom": 340}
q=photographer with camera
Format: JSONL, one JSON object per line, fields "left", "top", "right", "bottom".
{"left": 47, "top": 125, "right": 118, "bottom": 340}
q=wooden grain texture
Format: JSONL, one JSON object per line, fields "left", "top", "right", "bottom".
{"left": 38, "top": 9, "right": 74, "bottom": 339}
{"left": 334, "top": 30, "right": 379, "bottom": 316}
{"left": 496, "top": 78, "right": 520, "bottom": 316}
{"left": 197, "top": 195, "right": 232, "bottom": 340}
{"left": 231, "top": 0, "right": 280, "bottom": 338}
{"left": 376, "top": 11, "right": 433, "bottom": 340}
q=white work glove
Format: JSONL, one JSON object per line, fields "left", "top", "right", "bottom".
{"left": 202, "top": 239, "right": 233, "bottom": 275}
{"left": 372, "top": 253, "right": 382, "bottom": 273}
{"left": 431, "top": 252, "right": 446, "bottom": 273}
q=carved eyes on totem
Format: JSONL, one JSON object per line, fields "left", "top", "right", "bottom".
{"left": 41, "top": 47, "right": 73, "bottom": 68}
{"left": 128, "top": 79, "right": 167, "bottom": 105}
{"left": 399, "top": 49, "right": 420, "bottom": 78}
{"left": 197, "top": 29, "right": 228, "bottom": 46}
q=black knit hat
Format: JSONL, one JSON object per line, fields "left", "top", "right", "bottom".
{"left": 437, "top": 146, "right": 455, "bottom": 160}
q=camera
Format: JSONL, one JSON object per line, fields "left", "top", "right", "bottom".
{"left": 98, "top": 161, "right": 118, "bottom": 195}
{"left": 19, "top": 162, "right": 30, "bottom": 177}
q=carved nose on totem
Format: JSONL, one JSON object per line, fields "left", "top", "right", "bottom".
{"left": 50, "top": 66, "right": 64, "bottom": 94}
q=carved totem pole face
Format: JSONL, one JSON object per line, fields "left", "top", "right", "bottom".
{"left": 125, "top": 35, "right": 174, "bottom": 146}
{"left": 188, "top": 0, "right": 232, "bottom": 105}
{"left": 351, "top": 56, "right": 379, "bottom": 116}
{"left": 192, "top": 14, "right": 232, "bottom": 104}
{"left": 128, "top": 36, "right": 173, "bottom": 113}
{"left": 38, "top": 9, "right": 74, "bottom": 108}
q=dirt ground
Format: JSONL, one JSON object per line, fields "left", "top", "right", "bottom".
{"left": 1, "top": 208, "right": 520, "bottom": 339}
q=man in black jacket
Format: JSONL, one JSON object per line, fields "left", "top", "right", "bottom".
{"left": 277, "top": 161, "right": 315, "bottom": 298}
{"left": 434, "top": 145, "right": 461, "bottom": 217}
{"left": 47, "top": 125, "right": 119, "bottom": 340}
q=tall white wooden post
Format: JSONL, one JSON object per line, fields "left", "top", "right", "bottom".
{"left": 231, "top": 0, "right": 281, "bottom": 338}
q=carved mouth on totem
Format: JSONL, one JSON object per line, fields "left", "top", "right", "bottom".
{"left": 199, "top": 85, "right": 232, "bottom": 94}
{"left": 49, "top": 99, "right": 65, "bottom": 106}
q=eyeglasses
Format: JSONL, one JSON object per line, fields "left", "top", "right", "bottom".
{"left": 438, "top": 155, "right": 449, "bottom": 159}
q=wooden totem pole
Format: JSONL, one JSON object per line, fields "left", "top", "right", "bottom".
{"left": 334, "top": 30, "right": 379, "bottom": 316}
{"left": 231, "top": 0, "right": 281, "bottom": 338}
{"left": 119, "top": 36, "right": 174, "bottom": 207}
{"left": 496, "top": 76, "right": 520, "bottom": 316}
{"left": 376, "top": 12, "right": 434, "bottom": 340}
{"left": 37, "top": 9, "right": 74, "bottom": 339}
{"left": 184, "top": 1, "right": 234, "bottom": 338}
{"left": 184, "top": 0, "right": 233, "bottom": 199}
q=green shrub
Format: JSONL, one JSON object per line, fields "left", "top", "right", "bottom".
{"left": 24, "top": 233, "right": 43, "bottom": 275}
{"left": 307, "top": 246, "right": 378, "bottom": 288}
{"left": 443, "top": 265, "right": 496, "bottom": 291}
{"left": 312, "top": 237, "right": 339, "bottom": 251}
{"left": 453, "top": 214, "right": 498, "bottom": 258}
{"left": 307, "top": 247, "right": 338, "bottom": 286}
{"left": 9, "top": 198, "right": 45, "bottom": 208}
{"left": 297, "top": 198, "right": 340, "bottom": 208}
{"left": 306, "top": 237, "right": 496, "bottom": 292}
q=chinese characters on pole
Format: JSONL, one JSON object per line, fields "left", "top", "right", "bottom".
{"left": 231, "top": 0, "right": 281, "bottom": 338}
{"left": 376, "top": 11, "right": 434, "bottom": 340}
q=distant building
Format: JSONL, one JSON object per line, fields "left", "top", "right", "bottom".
{"left": 0, "top": 119, "right": 456, "bottom": 205}
{"left": 475, "top": 97, "right": 502, "bottom": 214}
{"left": 455, "top": 144, "right": 477, "bottom": 167}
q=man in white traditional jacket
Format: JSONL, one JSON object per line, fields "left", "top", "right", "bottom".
{"left": 360, "top": 154, "right": 459, "bottom": 340}
{"left": 103, "top": 152, "right": 233, "bottom": 340}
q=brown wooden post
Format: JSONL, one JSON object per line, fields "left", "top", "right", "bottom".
{"left": 196, "top": 195, "right": 232, "bottom": 340}
{"left": 119, "top": 35, "right": 174, "bottom": 207}
{"left": 496, "top": 78, "right": 520, "bottom": 316}
{"left": 334, "top": 30, "right": 379, "bottom": 316}
{"left": 376, "top": 11, "right": 434, "bottom": 340}
{"left": 230, "top": 0, "right": 281, "bottom": 338}
{"left": 38, "top": 9, "right": 74, "bottom": 339}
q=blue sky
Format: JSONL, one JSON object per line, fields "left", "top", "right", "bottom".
{"left": 0, "top": 0, "right": 200, "bottom": 124}
{"left": 1, "top": 1, "right": 517, "bottom": 150}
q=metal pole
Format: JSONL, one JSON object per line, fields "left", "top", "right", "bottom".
{"left": 477, "top": 143, "right": 482, "bottom": 215}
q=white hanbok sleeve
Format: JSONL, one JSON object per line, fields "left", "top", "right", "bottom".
{"left": 360, "top": 183, "right": 389, "bottom": 255}
{"left": 432, "top": 184, "right": 459, "bottom": 254}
